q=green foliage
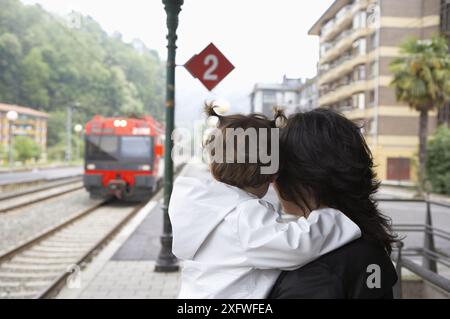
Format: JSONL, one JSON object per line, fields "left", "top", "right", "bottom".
{"left": 389, "top": 36, "right": 450, "bottom": 111}
{"left": 47, "top": 142, "right": 66, "bottom": 162}
{"left": 47, "top": 111, "right": 66, "bottom": 147}
{"left": 389, "top": 36, "right": 450, "bottom": 190}
{"left": 13, "top": 136, "right": 41, "bottom": 163}
{"left": 426, "top": 126, "right": 450, "bottom": 195}
{"left": 0, "top": 0, "right": 165, "bottom": 148}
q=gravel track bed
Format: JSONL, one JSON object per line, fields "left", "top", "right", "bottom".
{"left": 0, "top": 189, "right": 103, "bottom": 255}
{"left": 0, "top": 182, "right": 83, "bottom": 212}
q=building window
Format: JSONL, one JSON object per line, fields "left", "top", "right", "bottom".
{"left": 353, "top": 64, "right": 366, "bottom": 81}
{"left": 263, "top": 91, "right": 276, "bottom": 104}
{"left": 320, "top": 43, "right": 333, "bottom": 57}
{"left": 370, "top": 31, "right": 379, "bottom": 50}
{"left": 321, "top": 19, "right": 335, "bottom": 36}
{"left": 368, "top": 90, "right": 375, "bottom": 107}
{"left": 319, "top": 63, "right": 331, "bottom": 75}
{"left": 370, "top": 61, "right": 378, "bottom": 78}
{"left": 352, "top": 92, "right": 365, "bottom": 110}
{"left": 353, "top": 10, "right": 367, "bottom": 29}
{"left": 387, "top": 158, "right": 411, "bottom": 181}
{"left": 352, "top": 38, "right": 367, "bottom": 56}
{"left": 336, "top": 4, "right": 352, "bottom": 23}
{"left": 339, "top": 98, "right": 353, "bottom": 111}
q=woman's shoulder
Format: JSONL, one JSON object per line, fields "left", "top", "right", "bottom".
{"left": 322, "top": 236, "right": 391, "bottom": 263}
{"left": 269, "top": 237, "right": 398, "bottom": 299}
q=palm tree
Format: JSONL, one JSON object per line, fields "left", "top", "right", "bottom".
{"left": 389, "top": 36, "right": 450, "bottom": 193}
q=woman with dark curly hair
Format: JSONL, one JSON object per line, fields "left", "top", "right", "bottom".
{"left": 268, "top": 108, "right": 398, "bottom": 299}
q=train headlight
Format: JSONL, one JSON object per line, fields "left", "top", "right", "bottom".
{"left": 86, "top": 164, "right": 96, "bottom": 170}
{"left": 140, "top": 165, "right": 151, "bottom": 171}
{"left": 114, "top": 120, "right": 127, "bottom": 127}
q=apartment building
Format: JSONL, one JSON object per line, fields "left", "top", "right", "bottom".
{"left": 0, "top": 103, "right": 49, "bottom": 151}
{"left": 309, "top": 0, "right": 444, "bottom": 182}
{"left": 250, "top": 76, "right": 318, "bottom": 117}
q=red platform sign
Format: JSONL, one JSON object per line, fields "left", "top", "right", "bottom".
{"left": 184, "top": 43, "right": 235, "bottom": 91}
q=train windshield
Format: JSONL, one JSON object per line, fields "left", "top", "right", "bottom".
{"left": 85, "top": 135, "right": 153, "bottom": 162}
{"left": 120, "top": 136, "right": 153, "bottom": 160}
{"left": 86, "top": 135, "right": 119, "bottom": 161}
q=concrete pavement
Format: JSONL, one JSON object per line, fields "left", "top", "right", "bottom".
{"left": 56, "top": 197, "right": 181, "bottom": 299}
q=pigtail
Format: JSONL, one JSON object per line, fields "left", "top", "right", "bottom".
{"left": 272, "top": 106, "right": 287, "bottom": 128}
{"left": 204, "top": 101, "right": 221, "bottom": 118}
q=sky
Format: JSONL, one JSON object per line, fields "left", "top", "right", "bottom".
{"left": 20, "top": 0, "right": 334, "bottom": 126}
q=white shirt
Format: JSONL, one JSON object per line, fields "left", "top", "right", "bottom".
{"left": 169, "top": 175, "right": 361, "bottom": 299}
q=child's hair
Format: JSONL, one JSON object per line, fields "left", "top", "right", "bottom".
{"left": 204, "top": 102, "right": 286, "bottom": 189}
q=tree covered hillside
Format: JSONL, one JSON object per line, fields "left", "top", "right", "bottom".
{"left": 0, "top": 0, "right": 165, "bottom": 153}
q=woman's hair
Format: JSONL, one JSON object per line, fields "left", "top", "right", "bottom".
{"left": 204, "top": 102, "right": 286, "bottom": 189}
{"left": 276, "top": 108, "right": 397, "bottom": 253}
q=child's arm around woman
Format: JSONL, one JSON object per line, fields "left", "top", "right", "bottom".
{"left": 232, "top": 198, "right": 361, "bottom": 270}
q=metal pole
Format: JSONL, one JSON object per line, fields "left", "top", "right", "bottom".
{"left": 423, "top": 194, "right": 437, "bottom": 272}
{"left": 393, "top": 241, "right": 404, "bottom": 299}
{"left": 66, "top": 106, "right": 72, "bottom": 163}
{"left": 77, "top": 132, "right": 81, "bottom": 161}
{"left": 155, "top": 0, "right": 183, "bottom": 273}
{"left": 8, "top": 121, "right": 14, "bottom": 170}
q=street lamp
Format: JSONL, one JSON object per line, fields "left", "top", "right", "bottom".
{"left": 6, "top": 110, "right": 18, "bottom": 170}
{"left": 66, "top": 102, "right": 80, "bottom": 163}
{"left": 155, "top": 0, "right": 184, "bottom": 273}
{"left": 74, "top": 124, "right": 83, "bottom": 161}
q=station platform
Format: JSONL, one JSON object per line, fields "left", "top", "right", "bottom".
{"left": 54, "top": 163, "right": 201, "bottom": 299}
{"left": 54, "top": 161, "right": 280, "bottom": 299}
{"left": 55, "top": 196, "right": 181, "bottom": 299}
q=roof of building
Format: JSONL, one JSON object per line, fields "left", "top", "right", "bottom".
{"left": 250, "top": 76, "right": 318, "bottom": 96}
{"left": 251, "top": 76, "right": 303, "bottom": 94}
{"left": 252, "top": 83, "right": 298, "bottom": 91}
{"left": 308, "top": 0, "right": 351, "bottom": 36}
{"left": 303, "top": 76, "right": 318, "bottom": 86}
{"left": 0, "top": 103, "right": 49, "bottom": 118}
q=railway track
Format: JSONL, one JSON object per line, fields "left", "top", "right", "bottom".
{"left": 0, "top": 178, "right": 83, "bottom": 213}
{"left": 0, "top": 200, "right": 144, "bottom": 299}
{"left": 0, "top": 163, "right": 185, "bottom": 299}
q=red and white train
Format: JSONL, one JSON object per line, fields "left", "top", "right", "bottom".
{"left": 83, "top": 115, "right": 164, "bottom": 202}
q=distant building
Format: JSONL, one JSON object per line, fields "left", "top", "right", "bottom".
{"left": 298, "top": 77, "right": 318, "bottom": 112}
{"left": 250, "top": 75, "right": 318, "bottom": 117}
{"left": 0, "top": 103, "right": 49, "bottom": 151}
{"left": 309, "top": 0, "right": 444, "bottom": 182}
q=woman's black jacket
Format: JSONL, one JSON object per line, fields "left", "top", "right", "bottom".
{"left": 268, "top": 237, "right": 398, "bottom": 299}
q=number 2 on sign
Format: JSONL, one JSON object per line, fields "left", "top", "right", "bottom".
{"left": 203, "top": 54, "right": 218, "bottom": 81}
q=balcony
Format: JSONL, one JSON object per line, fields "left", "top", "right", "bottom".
{"left": 320, "top": 27, "right": 373, "bottom": 64}
{"left": 319, "top": 79, "right": 374, "bottom": 107}
{"left": 320, "top": 29, "right": 352, "bottom": 58}
{"left": 318, "top": 51, "right": 376, "bottom": 86}
{"left": 320, "top": 0, "right": 371, "bottom": 44}
{"left": 321, "top": 5, "right": 353, "bottom": 43}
